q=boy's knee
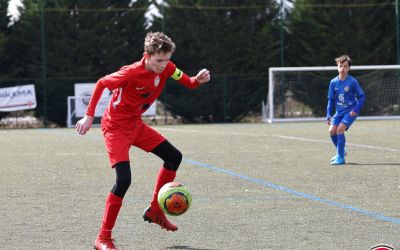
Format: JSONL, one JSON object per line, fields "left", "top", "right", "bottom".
{"left": 112, "top": 161, "right": 132, "bottom": 197}
{"left": 164, "top": 150, "right": 182, "bottom": 171}
{"left": 117, "top": 174, "right": 131, "bottom": 188}
{"left": 152, "top": 140, "right": 183, "bottom": 171}
{"left": 337, "top": 124, "right": 347, "bottom": 134}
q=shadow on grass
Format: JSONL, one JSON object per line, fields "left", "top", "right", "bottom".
{"left": 346, "top": 162, "right": 400, "bottom": 166}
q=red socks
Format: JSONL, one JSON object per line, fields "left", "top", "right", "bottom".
{"left": 98, "top": 192, "right": 123, "bottom": 238}
{"left": 98, "top": 167, "right": 176, "bottom": 237}
{"left": 151, "top": 167, "right": 176, "bottom": 209}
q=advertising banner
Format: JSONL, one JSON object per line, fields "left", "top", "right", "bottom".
{"left": 0, "top": 84, "right": 37, "bottom": 112}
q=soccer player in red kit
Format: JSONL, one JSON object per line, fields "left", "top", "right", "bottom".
{"left": 75, "top": 32, "right": 210, "bottom": 250}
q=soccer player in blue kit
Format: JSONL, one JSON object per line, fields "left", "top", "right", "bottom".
{"left": 326, "top": 55, "right": 365, "bottom": 165}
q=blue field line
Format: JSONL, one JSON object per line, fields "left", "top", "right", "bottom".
{"left": 183, "top": 158, "right": 400, "bottom": 225}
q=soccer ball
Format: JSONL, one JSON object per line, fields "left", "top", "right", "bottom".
{"left": 157, "top": 182, "right": 192, "bottom": 216}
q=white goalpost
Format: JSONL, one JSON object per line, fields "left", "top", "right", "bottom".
{"left": 262, "top": 65, "right": 400, "bottom": 123}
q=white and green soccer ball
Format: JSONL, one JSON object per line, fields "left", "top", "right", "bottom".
{"left": 157, "top": 182, "right": 192, "bottom": 216}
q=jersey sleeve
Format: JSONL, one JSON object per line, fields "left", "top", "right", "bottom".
{"left": 100, "top": 65, "right": 130, "bottom": 91}
{"left": 352, "top": 78, "right": 365, "bottom": 114}
{"left": 85, "top": 80, "right": 106, "bottom": 117}
{"left": 168, "top": 62, "right": 200, "bottom": 89}
{"left": 86, "top": 66, "right": 130, "bottom": 116}
{"left": 353, "top": 78, "right": 365, "bottom": 97}
{"left": 326, "top": 80, "right": 335, "bottom": 119}
{"left": 353, "top": 94, "right": 365, "bottom": 114}
{"left": 326, "top": 99, "right": 335, "bottom": 119}
{"left": 327, "top": 80, "right": 335, "bottom": 100}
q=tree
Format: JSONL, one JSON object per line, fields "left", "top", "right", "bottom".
{"left": 150, "top": 0, "right": 281, "bottom": 122}
{"left": 0, "top": 0, "right": 11, "bottom": 120}
{"left": 281, "top": 0, "right": 397, "bottom": 117}
{"left": 2, "top": 0, "right": 149, "bottom": 125}
{"left": 0, "top": 0, "right": 10, "bottom": 80}
{"left": 286, "top": 0, "right": 396, "bottom": 66}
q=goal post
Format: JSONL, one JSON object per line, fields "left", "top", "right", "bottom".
{"left": 263, "top": 65, "right": 400, "bottom": 123}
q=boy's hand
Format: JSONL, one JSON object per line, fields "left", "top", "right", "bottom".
{"left": 75, "top": 115, "right": 94, "bottom": 135}
{"left": 195, "top": 69, "right": 211, "bottom": 84}
{"left": 326, "top": 117, "right": 331, "bottom": 125}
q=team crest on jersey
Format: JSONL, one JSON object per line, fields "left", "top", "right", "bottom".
{"left": 154, "top": 76, "right": 160, "bottom": 87}
{"left": 344, "top": 86, "right": 350, "bottom": 92}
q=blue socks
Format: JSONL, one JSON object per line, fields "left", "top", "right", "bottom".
{"left": 330, "top": 135, "right": 338, "bottom": 148}
{"left": 337, "top": 134, "right": 346, "bottom": 157}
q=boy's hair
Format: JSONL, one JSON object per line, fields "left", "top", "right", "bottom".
{"left": 335, "top": 55, "right": 352, "bottom": 67}
{"left": 144, "top": 32, "right": 176, "bottom": 55}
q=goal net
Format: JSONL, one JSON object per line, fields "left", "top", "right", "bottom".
{"left": 262, "top": 65, "right": 400, "bottom": 123}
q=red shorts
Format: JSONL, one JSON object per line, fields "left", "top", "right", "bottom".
{"left": 101, "top": 119, "right": 165, "bottom": 167}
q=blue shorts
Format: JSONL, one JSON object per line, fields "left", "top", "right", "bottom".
{"left": 332, "top": 112, "right": 358, "bottom": 129}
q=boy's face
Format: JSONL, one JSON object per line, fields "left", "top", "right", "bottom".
{"left": 146, "top": 52, "right": 172, "bottom": 74}
{"left": 337, "top": 60, "right": 350, "bottom": 76}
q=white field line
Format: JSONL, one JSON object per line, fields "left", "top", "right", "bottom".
{"left": 158, "top": 128, "right": 400, "bottom": 153}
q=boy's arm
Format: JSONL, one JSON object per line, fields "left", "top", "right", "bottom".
{"left": 75, "top": 80, "right": 106, "bottom": 135}
{"left": 326, "top": 98, "right": 335, "bottom": 120}
{"left": 326, "top": 81, "right": 335, "bottom": 120}
{"left": 352, "top": 80, "right": 365, "bottom": 114}
{"left": 87, "top": 66, "right": 131, "bottom": 112}
{"left": 86, "top": 79, "right": 106, "bottom": 117}
{"left": 352, "top": 94, "right": 365, "bottom": 114}
{"left": 170, "top": 67, "right": 210, "bottom": 89}
{"left": 76, "top": 66, "right": 130, "bottom": 135}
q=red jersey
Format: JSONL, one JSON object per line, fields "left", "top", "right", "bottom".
{"left": 86, "top": 57, "right": 199, "bottom": 131}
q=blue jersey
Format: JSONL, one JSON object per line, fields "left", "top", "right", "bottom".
{"left": 327, "top": 74, "right": 365, "bottom": 117}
